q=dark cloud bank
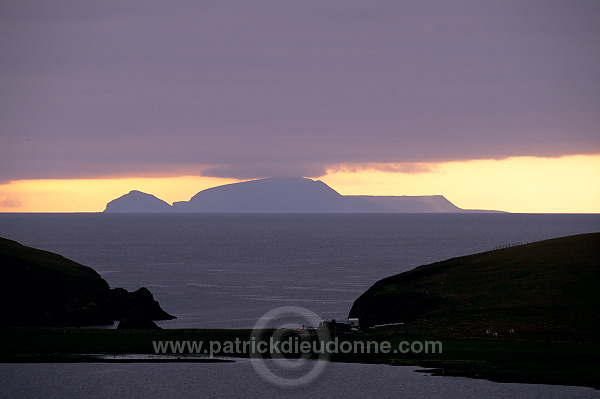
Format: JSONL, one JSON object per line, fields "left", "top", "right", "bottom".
{"left": 1, "top": 1, "right": 599, "bottom": 181}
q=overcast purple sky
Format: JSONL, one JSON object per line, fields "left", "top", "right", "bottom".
{"left": 1, "top": 0, "right": 599, "bottom": 181}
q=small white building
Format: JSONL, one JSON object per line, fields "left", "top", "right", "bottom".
{"left": 348, "top": 318, "right": 359, "bottom": 328}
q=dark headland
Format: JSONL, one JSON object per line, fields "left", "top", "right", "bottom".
{"left": 344, "top": 232, "right": 600, "bottom": 388}
{"left": 350, "top": 232, "right": 600, "bottom": 341}
{"left": 0, "top": 237, "right": 174, "bottom": 328}
{"left": 104, "top": 177, "right": 502, "bottom": 213}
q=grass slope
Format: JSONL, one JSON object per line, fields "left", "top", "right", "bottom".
{"left": 349, "top": 233, "right": 600, "bottom": 341}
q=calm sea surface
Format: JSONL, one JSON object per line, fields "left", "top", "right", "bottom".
{"left": 1, "top": 361, "right": 597, "bottom": 399}
{"left": 1, "top": 213, "right": 599, "bottom": 398}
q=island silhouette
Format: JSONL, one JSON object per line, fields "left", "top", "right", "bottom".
{"left": 104, "top": 177, "right": 500, "bottom": 213}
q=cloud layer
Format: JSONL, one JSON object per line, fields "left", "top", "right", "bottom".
{"left": 1, "top": 0, "right": 599, "bottom": 180}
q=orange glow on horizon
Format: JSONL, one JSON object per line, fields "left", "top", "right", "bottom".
{"left": 320, "top": 155, "right": 600, "bottom": 213}
{"left": 0, "top": 176, "right": 240, "bottom": 213}
{"left": 0, "top": 155, "right": 599, "bottom": 213}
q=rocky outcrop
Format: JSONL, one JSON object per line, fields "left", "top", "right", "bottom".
{"left": 109, "top": 287, "right": 175, "bottom": 329}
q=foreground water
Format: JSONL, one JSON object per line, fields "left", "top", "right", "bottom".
{"left": 1, "top": 213, "right": 599, "bottom": 397}
{"left": 1, "top": 361, "right": 598, "bottom": 399}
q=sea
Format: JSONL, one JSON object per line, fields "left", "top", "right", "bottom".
{"left": 0, "top": 213, "right": 599, "bottom": 398}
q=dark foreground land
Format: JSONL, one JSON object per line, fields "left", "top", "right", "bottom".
{"left": 0, "top": 327, "right": 598, "bottom": 389}
{"left": 1, "top": 233, "right": 599, "bottom": 389}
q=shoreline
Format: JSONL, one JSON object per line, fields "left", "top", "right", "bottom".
{"left": 1, "top": 327, "right": 598, "bottom": 390}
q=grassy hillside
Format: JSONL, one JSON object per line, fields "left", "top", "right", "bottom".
{"left": 349, "top": 233, "right": 600, "bottom": 341}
